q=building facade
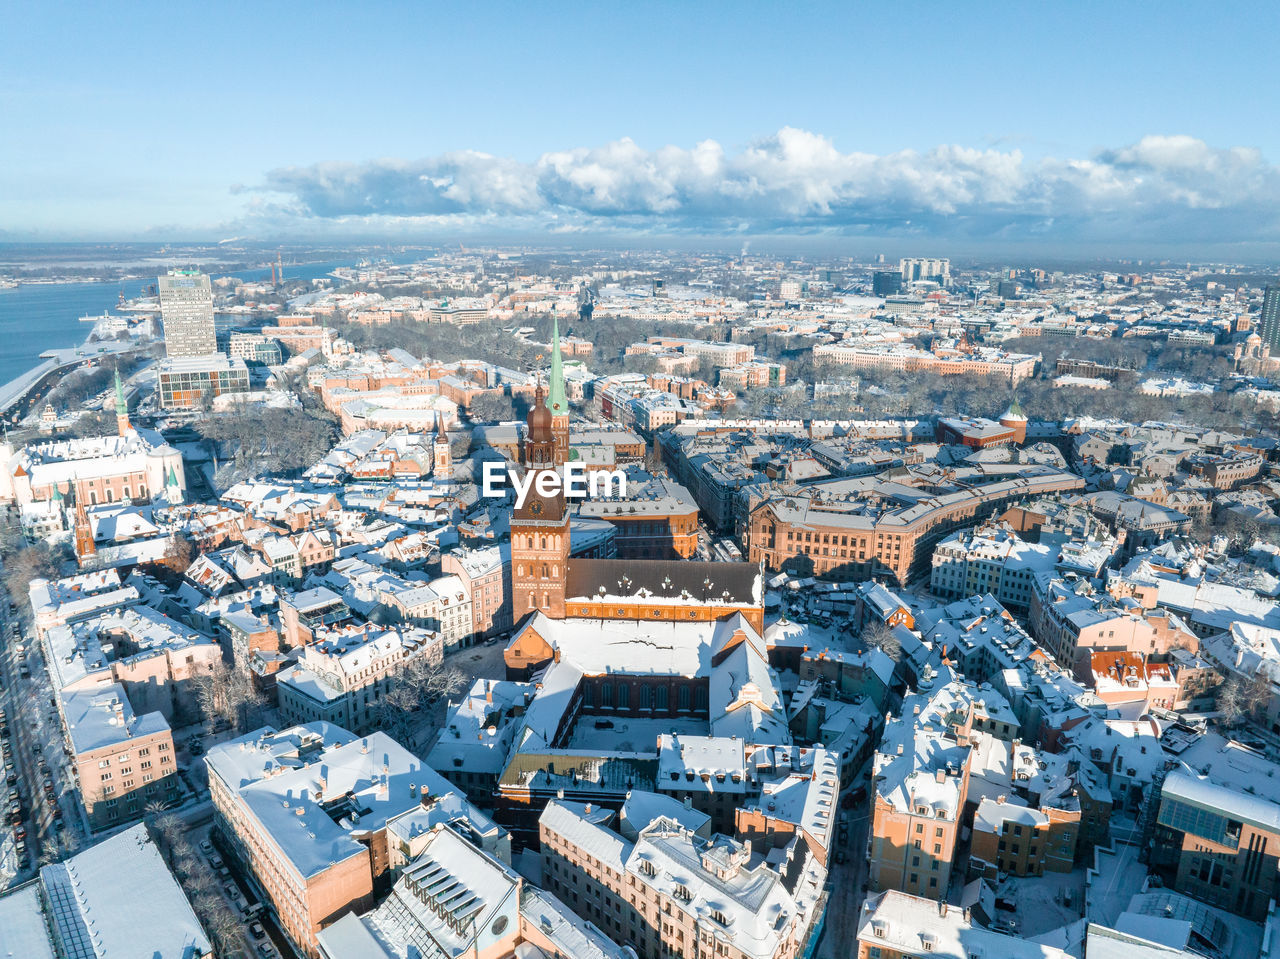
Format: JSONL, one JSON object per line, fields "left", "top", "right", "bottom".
{"left": 158, "top": 269, "right": 217, "bottom": 357}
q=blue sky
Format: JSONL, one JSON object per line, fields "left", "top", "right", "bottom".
{"left": 4, "top": 1, "right": 1280, "bottom": 250}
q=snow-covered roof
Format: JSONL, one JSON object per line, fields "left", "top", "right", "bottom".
{"left": 39, "top": 823, "right": 210, "bottom": 959}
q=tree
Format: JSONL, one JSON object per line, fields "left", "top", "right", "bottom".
{"left": 1216, "top": 678, "right": 1245, "bottom": 725}
{"left": 3, "top": 541, "right": 67, "bottom": 615}
{"left": 67, "top": 410, "right": 117, "bottom": 438}
{"left": 197, "top": 404, "right": 341, "bottom": 483}
{"left": 190, "top": 660, "right": 267, "bottom": 734}
{"left": 158, "top": 534, "right": 198, "bottom": 577}
{"left": 374, "top": 657, "right": 467, "bottom": 749}
{"left": 1242, "top": 673, "right": 1272, "bottom": 724}
{"left": 468, "top": 393, "right": 517, "bottom": 423}
{"left": 862, "top": 620, "right": 904, "bottom": 663}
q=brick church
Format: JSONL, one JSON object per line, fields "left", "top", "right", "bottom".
{"left": 506, "top": 322, "right": 764, "bottom": 678}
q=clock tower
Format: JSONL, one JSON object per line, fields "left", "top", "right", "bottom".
{"left": 511, "top": 383, "right": 570, "bottom": 620}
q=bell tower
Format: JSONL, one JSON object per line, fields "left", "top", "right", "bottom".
{"left": 432, "top": 412, "right": 452, "bottom": 478}
{"left": 511, "top": 384, "right": 570, "bottom": 620}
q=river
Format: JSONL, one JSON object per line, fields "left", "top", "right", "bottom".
{"left": 0, "top": 261, "right": 353, "bottom": 387}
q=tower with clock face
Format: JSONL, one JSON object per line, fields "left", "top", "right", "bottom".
{"left": 511, "top": 383, "right": 570, "bottom": 619}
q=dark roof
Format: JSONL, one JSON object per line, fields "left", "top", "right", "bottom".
{"left": 565, "top": 558, "right": 760, "bottom": 606}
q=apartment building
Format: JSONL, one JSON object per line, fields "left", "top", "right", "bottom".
{"left": 576, "top": 474, "right": 700, "bottom": 560}
{"left": 855, "top": 890, "right": 1070, "bottom": 959}
{"left": 748, "top": 467, "right": 1084, "bottom": 585}
{"left": 276, "top": 624, "right": 444, "bottom": 733}
{"left": 1029, "top": 577, "right": 1197, "bottom": 678}
{"left": 540, "top": 798, "right": 825, "bottom": 959}
{"left": 441, "top": 544, "right": 513, "bottom": 639}
{"left": 63, "top": 684, "right": 180, "bottom": 829}
{"left": 968, "top": 796, "right": 1078, "bottom": 878}
{"left": 206, "top": 724, "right": 494, "bottom": 957}
{"left": 868, "top": 670, "right": 971, "bottom": 898}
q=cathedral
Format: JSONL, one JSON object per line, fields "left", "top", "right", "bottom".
{"left": 505, "top": 322, "right": 763, "bottom": 677}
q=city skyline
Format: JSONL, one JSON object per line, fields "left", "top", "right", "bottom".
{"left": 6, "top": 2, "right": 1280, "bottom": 252}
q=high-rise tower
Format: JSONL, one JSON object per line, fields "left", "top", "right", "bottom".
{"left": 158, "top": 270, "right": 217, "bottom": 357}
{"left": 510, "top": 384, "right": 570, "bottom": 619}
{"left": 1260, "top": 285, "right": 1280, "bottom": 354}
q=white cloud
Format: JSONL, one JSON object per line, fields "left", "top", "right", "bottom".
{"left": 249, "top": 130, "right": 1280, "bottom": 241}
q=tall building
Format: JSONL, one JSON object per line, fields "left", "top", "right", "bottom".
{"left": 158, "top": 269, "right": 217, "bottom": 357}
{"left": 548, "top": 317, "right": 570, "bottom": 465}
{"left": 898, "top": 257, "right": 951, "bottom": 286}
{"left": 872, "top": 270, "right": 903, "bottom": 296}
{"left": 510, "top": 383, "right": 571, "bottom": 619}
{"left": 1260, "top": 284, "right": 1280, "bottom": 353}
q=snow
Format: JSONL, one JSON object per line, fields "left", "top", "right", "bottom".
{"left": 1162, "top": 767, "right": 1280, "bottom": 832}
{"left": 40, "top": 823, "right": 211, "bottom": 959}
{"left": 0, "top": 883, "right": 56, "bottom": 959}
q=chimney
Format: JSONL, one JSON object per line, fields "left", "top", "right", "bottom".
{"left": 935, "top": 769, "right": 946, "bottom": 784}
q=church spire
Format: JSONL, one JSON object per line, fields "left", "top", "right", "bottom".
{"left": 548, "top": 317, "right": 570, "bottom": 467}
{"left": 548, "top": 317, "right": 567, "bottom": 417}
{"left": 114, "top": 369, "right": 130, "bottom": 436}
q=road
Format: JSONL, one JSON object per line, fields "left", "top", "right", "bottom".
{"left": 0, "top": 583, "right": 91, "bottom": 887}
{"left": 814, "top": 764, "right": 872, "bottom": 959}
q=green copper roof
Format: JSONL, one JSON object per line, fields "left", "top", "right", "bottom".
{"left": 114, "top": 369, "right": 127, "bottom": 416}
{"left": 548, "top": 317, "right": 567, "bottom": 415}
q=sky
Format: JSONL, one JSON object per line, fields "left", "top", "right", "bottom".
{"left": 4, "top": 1, "right": 1280, "bottom": 254}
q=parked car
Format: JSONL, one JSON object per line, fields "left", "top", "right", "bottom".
{"left": 249, "top": 922, "right": 266, "bottom": 940}
{"left": 199, "top": 839, "right": 214, "bottom": 856}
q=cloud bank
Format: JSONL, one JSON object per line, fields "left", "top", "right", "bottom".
{"left": 248, "top": 130, "right": 1280, "bottom": 243}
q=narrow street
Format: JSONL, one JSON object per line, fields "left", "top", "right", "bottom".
{"left": 814, "top": 766, "right": 872, "bottom": 959}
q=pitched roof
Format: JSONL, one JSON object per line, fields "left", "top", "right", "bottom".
{"left": 566, "top": 558, "right": 761, "bottom": 607}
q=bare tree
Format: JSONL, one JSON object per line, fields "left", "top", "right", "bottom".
{"left": 375, "top": 658, "right": 467, "bottom": 748}
{"left": 3, "top": 541, "right": 67, "bottom": 615}
{"left": 1216, "top": 678, "right": 1245, "bottom": 725}
{"left": 1242, "top": 673, "right": 1273, "bottom": 723}
{"left": 191, "top": 660, "right": 267, "bottom": 734}
{"left": 862, "top": 620, "right": 904, "bottom": 663}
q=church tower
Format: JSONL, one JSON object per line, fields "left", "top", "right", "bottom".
{"left": 548, "top": 317, "right": 570, "bottom": 467}
{"left": 73, "top": 491, "right": 95, "bottom": 562}
{"left": 511, "top": 384, "right": 570, "bottom": 620}
{"left": 114, "top": 369, "right": 131, "bottom": 436}
{"left": 432, "top": 411, "right": 452, "bottom": 478}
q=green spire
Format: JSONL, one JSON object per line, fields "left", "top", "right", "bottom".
{"left": 548, "top": 316, "right": 567, "bottom": 416}
{"left": 114, "top": 369, "right": 127, "bottom": 417}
